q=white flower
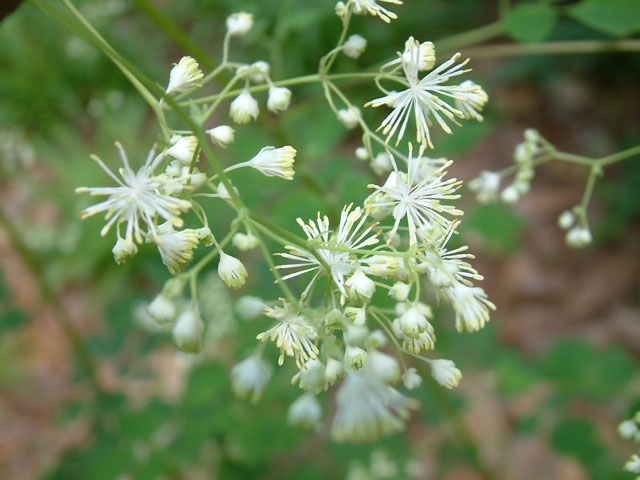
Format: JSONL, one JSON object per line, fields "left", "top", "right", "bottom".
{"left": 235, "top": 295, "right": 265, "bottom": 320}
{"left": 399, "top": 305, "right": 430, "bottom": 338}
{"left": 250, "top": 61, "right": 270, "bottom": 83}
{"left": 331, "top": 371, "right": 415, "bottom": 442}
{"left": 401, "top": 37, "right": 435, "bottom": 71}
{"left": 346, "top": 268, "right": 376, "bottom": 300}
{"left": 455, "top": 80, "right": 488, "bottom": 121}
{"left": 230, "top": 90, "right": 259, "bottom": 124}
{"left": 430, "top": 359, "right": 461, "bottom": 389}
{"left": 337, "top": 106, "right": 360, "bottom": 129}
{"left": 402, "top": 368, "right": 422, "bottom": 390}
{"left": 277, "top": 204, "right": 378, "bottom": 299}
{"left": 557, "top": 210, "right": 575, "bottom": 230}
{"left": 345, "top": 306, "right": 367, "bottom": 326}
{"left": 371, "top": 152, "right": 393, "bottom": 176}
{"left": 351, "top": 0, "right": 403, "bottom": 23}
{"left": 218, "top": 252, "right": 248, "bottom": 289}
{"left": 226, "top": 12, "right": 253, "bottom": 36}
{"left": 148, "top": 294, "right": 177, "bottom": 326}
{"left": 288, "top": 392, "right": 322, "bottom": 428}
{"left": 625, "top": 454, "right": 640, "bottom": 473}
{"left": 343, "top": 34, "right": 367, "bottom": 58}
{"left": 618, "top": 419, "right": 638, "bottom": 440}
{"left": 166, "top": 56, "right": 203, "bottom": 94}
{"left": 167, "top": 135, "right": 198, "bottom": 166}
{"left": 232, "top": 232, "right": 259, "bottom": 251}
{"left": 389, "top": 282, "right": 410, "bottom": 301}
{"left": 325, "top": 357, "right": 345, "bottom": 385}
{"left": 363, "top": 350, "right": 400, "bottom": 384}
{"left": 112, "top": 237, "right": 138, "bottom": 264}
{"left": 207, "top": 125, "right": 235, "bottom": 147}
{"left": 172, "top": 308, "right": 205, "bottom": 354}
{"left": 361, "top": 254, "right": 400, "bottom": 278}
{"left": 469, "top": 171, "right": 501, "bottom": 203}
{"left": 367, "top": 145, "right": 462, "bottom": 245}
{"left": 267, "top": 86, "right": 292, "bottom": 113}
{"left": 257, "top": 302, "right": 319, "bottom": 367}
{"left": 566, "top": 226, "right": 592, "bottom": 248}
{"left": 230, "top": 354, "right": 272, "bottom": 402}
{"left": 244, "top": 145, "right": 296, "bottom": 180}
{"left": 155, "top": 222, "right": 200, "bottom": 275}
{"left": 367, "top": 41, "right": 483, "bottom": 147}
{"left": 445, "top": 282, "right": 495, "bottom": 333}
{"left": 76, "top": 142, "right": 191, "bottom": 245}
{"left": 294, "top": 358, "right": 326, "bottom": 393}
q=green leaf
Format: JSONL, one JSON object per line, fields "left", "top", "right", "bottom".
{"left": 551, "top": 418, "right": 603, "bottom": 468}
{"left": 504, "top": 3, "right": 558, "bottom": 43}
{"left": 569, "top": 0, "right": 640, "bottom": 37}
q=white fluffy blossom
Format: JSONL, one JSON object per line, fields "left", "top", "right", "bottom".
{"left": 337, "top": 106, "right": 360, "bottom": 129}
{"left": 351, "top": 0, "right": 403, "bottom": 23}
{"left": 76, "top": 142, "right": 191, "bottom": 245}
{"left": 331, "top": 371, "right": 416, "bottom": 442}
{"left": 277, "top": 204, "right": 378, "bottom": 299}
{"left": 230, "top": 90, "right": 259, "bottom": 124}
{"left": 445, "top": 282, "right": 495, "bottom": 333}
{"left": 368, "top": 40, "right": 484, "bottom": 147}
{"left": 257, "top": 302, "right": 319, "bottom": 367}
{"left": 455, "top": 80, "right": 488, "bottom": 121}
{"left": 166, "top": 56, "right": 203, "bottom": 94}
{"left": 367, "top": 145, "right": 462, "bottom": 245}
{"left": 244, "top": 146, "right": 296, "bottom": 180}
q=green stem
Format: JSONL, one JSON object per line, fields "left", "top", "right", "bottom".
{"left": 435, "top": 21, "right": 504, "bottom": 53}
{"left": 131, "top": 0, "right": 215, "bottom": 70}
{"left": 464, "top": 38, "right": 640, "bottom": 59}
{"left": 597, "top": 144, "right": 640, "bottom": 167}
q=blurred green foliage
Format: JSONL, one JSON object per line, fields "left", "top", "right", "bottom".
{"left": 1, "top": 0, "right": 640, "bottom": 478}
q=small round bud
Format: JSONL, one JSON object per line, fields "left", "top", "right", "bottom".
{"left": 167, "top": 135, "right": 198, "bottom": 166}
{"left": 226, "top": 12, "right": 253, "bottom": 36}
{"left": 343, "top": 34, "right": 367, "bottom": 59}
{"left": 267, "top": 86, "right": 292, "bottom": 113}
{"left": 355, "top": 146, "right": 369, "bottom": 161}
{"left": 148, "top": 294, "right": 177, "bottom": 326}
{"left": 337, "top": 107, "right": 360, "bottom": 129}
{"left": 288, "top": 392, "right": 322, "bottom": 428}
{"left": 112, "top": 237, "right": 138, "bottom": 264}
{"left": 232, "top": 232, "right": 258, "bottom": 251}
{"left": 431, "top": 359, "right": 461, "bottom": 389}
{"left": 345, "top": 345, "right": 367, "bottom": 369}
{"left": 231, "top": 355, "right": 271, "bottom": 402}
{"left": 250, "top": 61, "right": 270, "bottom": 83}
{"left": 618, "top": 419, "right": 638, "bottom": 440}
{"left": 402, "top": 368, "right": 422, "bottom": 390}
{"left": 229, "top": 90, "right": 259, "bottom": 124}
{"left": 371, "top": 152, "right": 393, "bottom": 176}
{"left": 565, "top": 226, "right": 592, "bottom": 248}
{"left": 172, "top": 309, "right": 205, "bottom": 354}
{"left": 557, "top": 210, "right": 575, "bottom": 230}
{"left": 235, "top": 295, "right": 265, "bottom": 320}
{"left": 389, "top": 282, "right": 411, "bottom": 302}
{"left": 500, "top": 185, "right": 519, "bottom": 204}
{"left": 207, "top": 125, "right": 235, "bottom": 147}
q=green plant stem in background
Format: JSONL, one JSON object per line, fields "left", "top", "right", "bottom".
{"left": 0, "top": 206, "right": 105, "bottom": 397}
{"left": 465, "top": 38, "right": 640, "bottom": 59}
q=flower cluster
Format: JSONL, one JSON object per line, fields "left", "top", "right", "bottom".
{"left": 619, "top": 412, "right": 640, "bottom": 479}
{"left": 75, "top": 3, "right": 495, "bottom": 445}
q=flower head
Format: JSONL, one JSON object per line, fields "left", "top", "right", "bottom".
{"left": 76, "top": 142, "right": 191, "bottom": 245}
{"left": 166, "top": 56, "right": 203, "bottom": 94}
{"left": 367, "top": 40, "right": 484, "bottom": 147}
{"left": 367, "top": 145, "right": 462, "bottom": 245}
{"left": 430, "top": 359, "right": 461, "bottom": 389}
{"left": 172, "top": 308, "right": 205, "bottom": 354}
{"left": 167, "top": 135, "right": 198, "bottom": 166}
{"left": 337, "top": 106, "right": 360, "bottom": 129}
{"left": 267, "top": 86, "right": 292, "bottom": 113}
{"left": 277, "top": 204, "right": 378, "bottom": 299}
{"left": 343, "top": 34, "right": 367, "bottom": 59}
{"left": 218, "top": 252, "right": 248, "bottom": 289}
{"left": 288, "top": 392, "right": 322, "bottom": 428}
{"left": 257, "top": 301, "right": 319, "bottom": 367}
{"left": 207, "top": 125, "right": 235, "bottom": 147}
{"left": 445, "top": 282, "right": 495, "bottom": 333}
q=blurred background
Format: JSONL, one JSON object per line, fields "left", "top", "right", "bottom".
{"left": 1, "top": 0, "right": 639, "bottom": 479}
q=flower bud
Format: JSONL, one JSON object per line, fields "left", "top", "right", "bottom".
{"left": 295, "top": 358, "right": 326, "bottom": 393}
{"left": 288, "top": 392, "right": 322, "bottom": 428}
{"left": 565, "top": 226, "right": 592, "bottom": 248}
{"left": 618, "top": 419, "right": 638, "bottom": 440}
{"left": 112, "top": 237, "right": 138, "bottom": 264}
{"left": 431, "top": 359, "right": 461, "bottom": 389}
{"left": 226, "top": 12, "right": 253, "bottom": 36}
{"left": 355, "top": 146, "right": 369, "bottom": 160}
{"left": 337, "top": 107, "right": 360, "bottom": 129}
{"left": 344, "top": 307, "right": 366, "bottom": 326}
{"left": 232, "top": 232, "right": 258, "bottom": 251}
{"left": 231, "top": 354, "right": 271, "bottom": 402}
{"left": 235, "top": 295, "right": 265, "bottom": 320}
{"left": 389, "top": 282, "right": 411, "bottom": 301}
{"left": 250, "top": 61, "right": 270, "bottom": 83}
{"left": 167, "top": 135, "right": 198, "bottom": 165}
{"left": 343, "top": 34, "right": 367, "bottom": 59}
{"left": 166, "top": 56, "right": 203, "bottom": 94}
{"left": 267, "top": 86, "right": 292, "bottom": 113}
{"left": 500, "top": 185, "right": 519, "bottom": 204}
{"left": 172, "top": 308, "right": 205, "bottom": 354}
{"left": 230, "top": 90, "right": 259, "bottom": 124}
{"left": 402, "top": 368, "right": 422, "bottom": 390}
{"left": 346, "top": 268, "right": 375, "bottom": 300}
{"left": 325, "top": 357, "right": 344, "bottom": 386}
{"left": 148, "top": 294, "right": 177, "bottom": 326}
{"left": 365, "top": 350, "right": 400, "bottom": 384}
{"left": 218, "top": 252, "right": 248, "bottom": 289}
{"left": 399, "top": 306, "right": 429, "bottom": 339}
{"left": 345, "top": 345, "right": 367, "bottom": 369}
{"left": 371, "top": 152, "right": 393, "bottom": 175}
{"left": 557, "top": 210, "right": 575, "bottom": 230}
{"left": 207, "top": 125, "right": 235, "bottom": 147}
